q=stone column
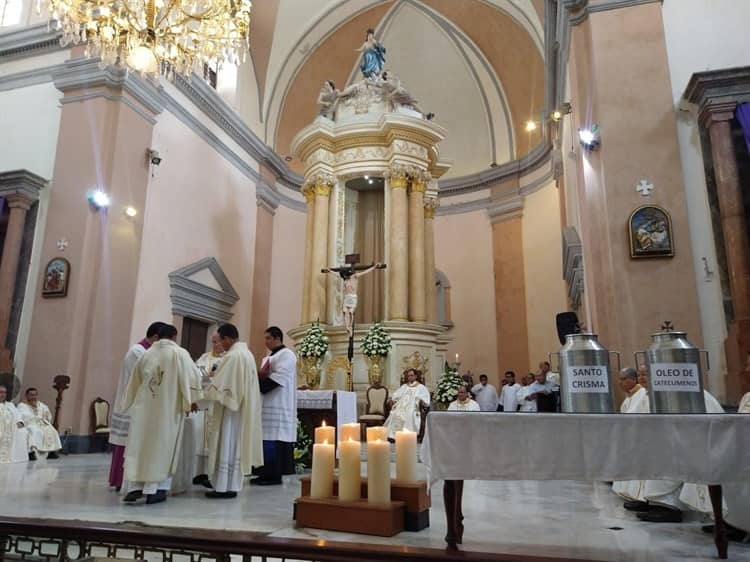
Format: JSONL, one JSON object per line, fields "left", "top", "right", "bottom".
{"left": 408, "top": 172, "right": 427, "bottom": 322}
{"left": 704, "top": 106, "right": 750, "bottom": 397}
{"left": 424, "top": 196, "right": 439, "bottom": 323}
{"left": 309, "top": 177, "right": 332, "bottom": 323}
{"left": 386, "top": 166, "right": 409, "bottom": 321}
{"left": 301, "top": 184, "right": 315, "bottom": 323}
{"left": 0, "top": 193, "right": 36, "bottom": 370}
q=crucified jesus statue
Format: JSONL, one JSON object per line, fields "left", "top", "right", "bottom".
{"left": 322, "top": 256, "right": 386, "bottom": 337}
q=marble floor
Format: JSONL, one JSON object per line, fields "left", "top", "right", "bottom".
{"left": 0, "top": 454, "right": 748, "bottom": 562}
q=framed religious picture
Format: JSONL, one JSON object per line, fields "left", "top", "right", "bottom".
{"left": 42, "top": 257, "right": 70, "bottom": 298}
{"left": 628, "top": 205, "right": 674, "bottom": 259}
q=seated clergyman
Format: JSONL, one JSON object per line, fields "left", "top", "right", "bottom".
{"left": 384, "top": 369, "right": 430, "bottom": 440}
{"left": 448, "top": 385, "right": 480, "bottom": 411}
{"left": 0, "top": 384, "right": 29, "bottom": 463}
{"left": 17, "top": 387, "right": 62, "bottom": 460}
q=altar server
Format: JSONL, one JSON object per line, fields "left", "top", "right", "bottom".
{"left": 0, "top": 384, "right": 28, "bottom": 463}
{"left": 121, "top": 324, "right": 202, "bottom": 504}
{"left": 384, "top": 368, "right": 430, "bottom": 439}
{"left": 203, "top": 323, "right": 263, "bottom": 497}
{"left": 17, "top": 388, "right": 61, "bottom": 459}
{"left": 499, "top": 371, "right": 522, "bottom": 412}
{"left": 471, "top": 374, "right": 499, "bottom": 411}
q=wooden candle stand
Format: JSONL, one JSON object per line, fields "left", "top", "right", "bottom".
{"left": 297, "top": 476, "right": 430, "bottom": 532}
{"left": 294, "top": 497, "right": 405, "bottom": 537}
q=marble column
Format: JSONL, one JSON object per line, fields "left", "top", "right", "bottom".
{"left": 705, "top": 107, "right": 750, "bottom": 397}
{"left": 0, "top": 193, "right": 35, "bottom": 370}
{"left": 309, "top": 180, "right": 332, "bottom": 323}
{"left": 387, "top": 167, "right": 409, "bottom": 321}
{"left": 424, "top": 197, "right": 439, "bottom": 323}
{"left": 301, "top": 185, "right": 315, "bottom": 324}
{"left": 408, "top": 174, "right": 427, "bottom": 322}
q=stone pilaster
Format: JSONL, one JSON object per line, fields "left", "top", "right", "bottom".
{"left": 301, "top": 185, "right": 315, "bottom": 323}
{"left": 424, "top": 196, "right": 439, "bottom": 323}
{"left": 386, "top": 165, "right": 410, "bottom": 322}
{"left": 408, "top": 172, "right": 428, "bottom": 322}
{"left": 308, "top": 174, "right": 334, "bottom": 323}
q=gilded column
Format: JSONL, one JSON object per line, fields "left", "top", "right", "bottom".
{"left": 386, "top": 165, "right": 409, "bottom": 321}
{"left": 408, "top": 172, "right": 428, "bottom": 322}
{"left": 424, "top": 196, "right": 439, "bottom": 323}
{"left": 0, "top": 193, "right": 35, "bottom": 369}
{"left": 309, "top": 175, "right": 333, "bottom": 323}
{"left": 301, "top": 184, "right": 315, "bottom": 323}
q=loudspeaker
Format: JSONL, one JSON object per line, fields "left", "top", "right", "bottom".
{"left": 556, "top": 312, "right": 580, "bottom": 345}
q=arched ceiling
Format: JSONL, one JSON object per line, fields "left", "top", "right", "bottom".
{"left": 248, "top": 0, "right": 546, "bottom": 179}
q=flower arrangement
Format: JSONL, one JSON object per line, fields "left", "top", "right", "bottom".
{"left": 361, "top": 323, "right": 392, "bottom": 357}
{"left": 298, "top": 321, "right": 329, "bottom": 358}
{"left": 293, "top": 419, "right": 312, "bottom": 472}
{"left": 434, "top": 362, "right": 464, "bottom": 407}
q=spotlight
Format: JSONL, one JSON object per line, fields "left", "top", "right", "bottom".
{"left": 284, "top": 155, "right": 293, "bottom": 162}
{"left": 525, "top": 120, "right": 538, "bottom": 132}
{"left": 125, "top": 206, "right": 138, "bottom": 217}
{"left": 147, "top": 148, "right": 162, "bottom": 166}
{"left": 87, "top": 189, "right": 111, "bottom": 209}
{"left": 551, "top": 110, "right": 562, "bottom": 122}
{"left": 578, "top": 125, "right": 601, "bottom": 150}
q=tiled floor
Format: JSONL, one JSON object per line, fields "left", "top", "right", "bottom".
{"left": 0, "top": 454, "right": 747, "bottom": 562}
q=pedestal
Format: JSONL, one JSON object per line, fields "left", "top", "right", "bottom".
{"left": 294, "top": 497, "right": 405, "bottom": 537}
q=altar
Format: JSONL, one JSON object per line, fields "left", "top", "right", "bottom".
{"left": 296, "top": 390, "right": 357, "bottom": 454}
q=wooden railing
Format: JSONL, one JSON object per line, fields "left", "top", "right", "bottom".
{"left": 0, "top": 517, "right": 596, "bottom": 562}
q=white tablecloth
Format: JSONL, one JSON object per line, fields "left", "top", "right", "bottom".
{"left": 422, "top": 412, "right": 750, "bottom": 488}
{"left": 297, "top": 390, "right": 357, "bottom": 438}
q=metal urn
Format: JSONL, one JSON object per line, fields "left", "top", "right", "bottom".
{"left": 635, "top": 328, "right": 707, "bottom": 413}
{"left": 551, "top": 333, "right": 618, "bottom": 413}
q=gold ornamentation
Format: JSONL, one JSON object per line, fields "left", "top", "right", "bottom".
{"left": 41, "top": 0, "right": 252, "bottom": 80}
{"left": 302, "top": 172, "right": 335, "bottom": 198}
{"left": 401, "top": 351, "right": 430, "bottom": 382}
{"left": 424, "top": 197, "right": 440, "bottom": 219}
{"left": 366, "top": 355, "right": 386, "bottom": 386}
{"left": 326, "top": 356, "right": 352, "bottom": 390}
{"left": 300, "top": 355, "right": 322, "bottom": 390}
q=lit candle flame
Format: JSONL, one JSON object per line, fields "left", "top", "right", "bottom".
{"left": 321, "top": 420, "right": 326, "bottom": 427}
{"left": 323, "top": 439, "right": 328, "bottom": 445}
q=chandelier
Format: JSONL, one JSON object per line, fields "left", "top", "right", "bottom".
{"left": 38, "top": 0, "right": 252, "bottom": 79}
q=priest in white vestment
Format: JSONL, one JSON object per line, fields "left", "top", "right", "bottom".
{"left": 499, "top": 371, "right": 522, "bottom": 413}
{"left": 384, "top": 369, "right": 431, "bottom": 439}
{"left": 612, "top": 368, "right": 650, "bottom": 504}
{"left": 109, "top": 321, "right": 164, "bottom": 491}
{"left": 471, "top": 374, "right": 499, "bottom": 412}
{"left": 121, "top": 325, "right": 202, "bottom": 504}
{"left": 203, "top": 323, "right": 263, "bottom": 498}
{"left": 253, "top": 326, "right": 297, "bottom": 486}
{"left": 448, "top": 385, "right": 481, "bottom": 411}
{"left": 0, "top": 384, "right": 28, "bottom": 463}
{"left": 17, "top": 388, "right": 61, "bottom": 459}
{"left": 186, "top": 333, "right": 226, "bottom": 489}
{"left": 516, "top": 375, "right": 536, "bottom": 412}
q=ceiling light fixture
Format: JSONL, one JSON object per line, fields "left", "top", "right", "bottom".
{"left": 88, "top": 189, "right": 111, "bottom": 210}
{"left": 578, "top": 125, "right": 601, "bottom": 151}
{"left": 525, "top": 120, "right": 538, "bottom": 132}
{"left": 125, "top": 206, "right": 138, "bottom": 217}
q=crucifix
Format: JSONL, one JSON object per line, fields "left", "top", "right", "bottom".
{"left": 322, "top": 253, "right": 386, "bottom": 378}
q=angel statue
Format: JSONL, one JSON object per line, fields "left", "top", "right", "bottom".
{"left": 317, "top": 80, "right": 339, "bottom": 119}
{"left": 357, "top": 28, "right": 386, "bottom": 79}
{"left": 382, "top": 72, "right": 435, "bottom": 120}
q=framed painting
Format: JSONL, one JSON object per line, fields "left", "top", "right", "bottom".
{"left": 628, "top": 205, "right": 674, "bottom": 259}
{"left": 42, "top": 257, "right": 70, "bottom": 298}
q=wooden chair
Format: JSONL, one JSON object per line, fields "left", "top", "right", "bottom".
{"left": 358, "top": 384, "right": 390, "bottom": 440}
{"left": 91, "top": 397, "right": 111, "bottom": 452}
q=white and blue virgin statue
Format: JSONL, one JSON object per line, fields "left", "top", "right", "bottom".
{"left": 357, "top": 28, "right": 386, "bottom": 79}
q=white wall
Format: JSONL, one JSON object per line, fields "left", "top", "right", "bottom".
{"left": 661, "top": 0, "right": 750, "bottom": 400}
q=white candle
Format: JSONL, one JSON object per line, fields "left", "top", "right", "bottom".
{"left": 338, "top": 437, "right": 361, "bottom": 502}
{"left": 340, "top": 422, "right": 360, "bottom": 443}
{"left": 367, "top": 438, "right": 391, "bottom": 503}
{"left": 310, "top": 439, "right": 335, "bottom": 499}
{"left": 395, "top": 430, "right": 417, "bottom": 481}
{"left": 455, "top": 353, "right": 459, "bottom": 363}
{"left": 315, "top": 420, "right": 335, "bottom": 444}
{"left": 366, "top": 426, "right": 387, "bottom": 442}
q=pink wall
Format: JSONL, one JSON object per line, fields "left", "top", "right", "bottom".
{"left": 267, "top": 204, "right": 305, "bottom": 339}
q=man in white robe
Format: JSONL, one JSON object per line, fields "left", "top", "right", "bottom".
{"left": 253, "top": 326, "right": 297, "bottom": 486}
{"left": 0, "top": 384, "right": 28, "bottom": 463}
{"left": 187, "top": 333, "right": 226, "bottom": 489}
{"left": 121, "top": 324, "right": 202, "bottom": 504}
{"left": 448, "top": 385, "right": 481, "bottom": 411}
{"left": 109, "top": 321, "right": 164, "bottom": 491}
{"left": 17, "top": 388, "right": 61, "bottom": 459}
{"left": 525, "top": 370, "right": 557, "bottom": 412}
{"left": 612, "top": 368, "right": 650, "bottom": 505}
{"left": 471, "top": 374, "right": 499, "bottom": 412}
{"left": 384, "top": 369, "right": 430, "bottom": 439}
{"left": 499, "top": 371, "right": 522, "bottom": 413}
{"left": 516, "top": 375, "right": 536, "bottom": 412}
{"left": 203, "top": 323, "right": 263, "bottom": 497}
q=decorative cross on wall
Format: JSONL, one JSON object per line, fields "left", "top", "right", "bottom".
{"left": 636, "top": 179, "right": 654, "bottom": 196}
{"left": 56, "top": 238, "right": 69, "bottom": 251}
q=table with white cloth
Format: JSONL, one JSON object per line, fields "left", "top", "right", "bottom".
{"left": 297, "top": 390, "right": 357, "bottom": 461}
{"left": 421, "top": 412, "right": 750, "bottom": 558}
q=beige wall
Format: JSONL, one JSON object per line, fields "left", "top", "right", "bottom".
{"left": 267, "top": 204, "right": 306, "bottom": 339}
{"left": 130, "top": 110, "right": 258, "bottom": 348}
{"left": 522, "top": 181, "right": 568, "bottom": 368}
{"left": 434, "top": 210, "right": 498, "bottom": 380}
